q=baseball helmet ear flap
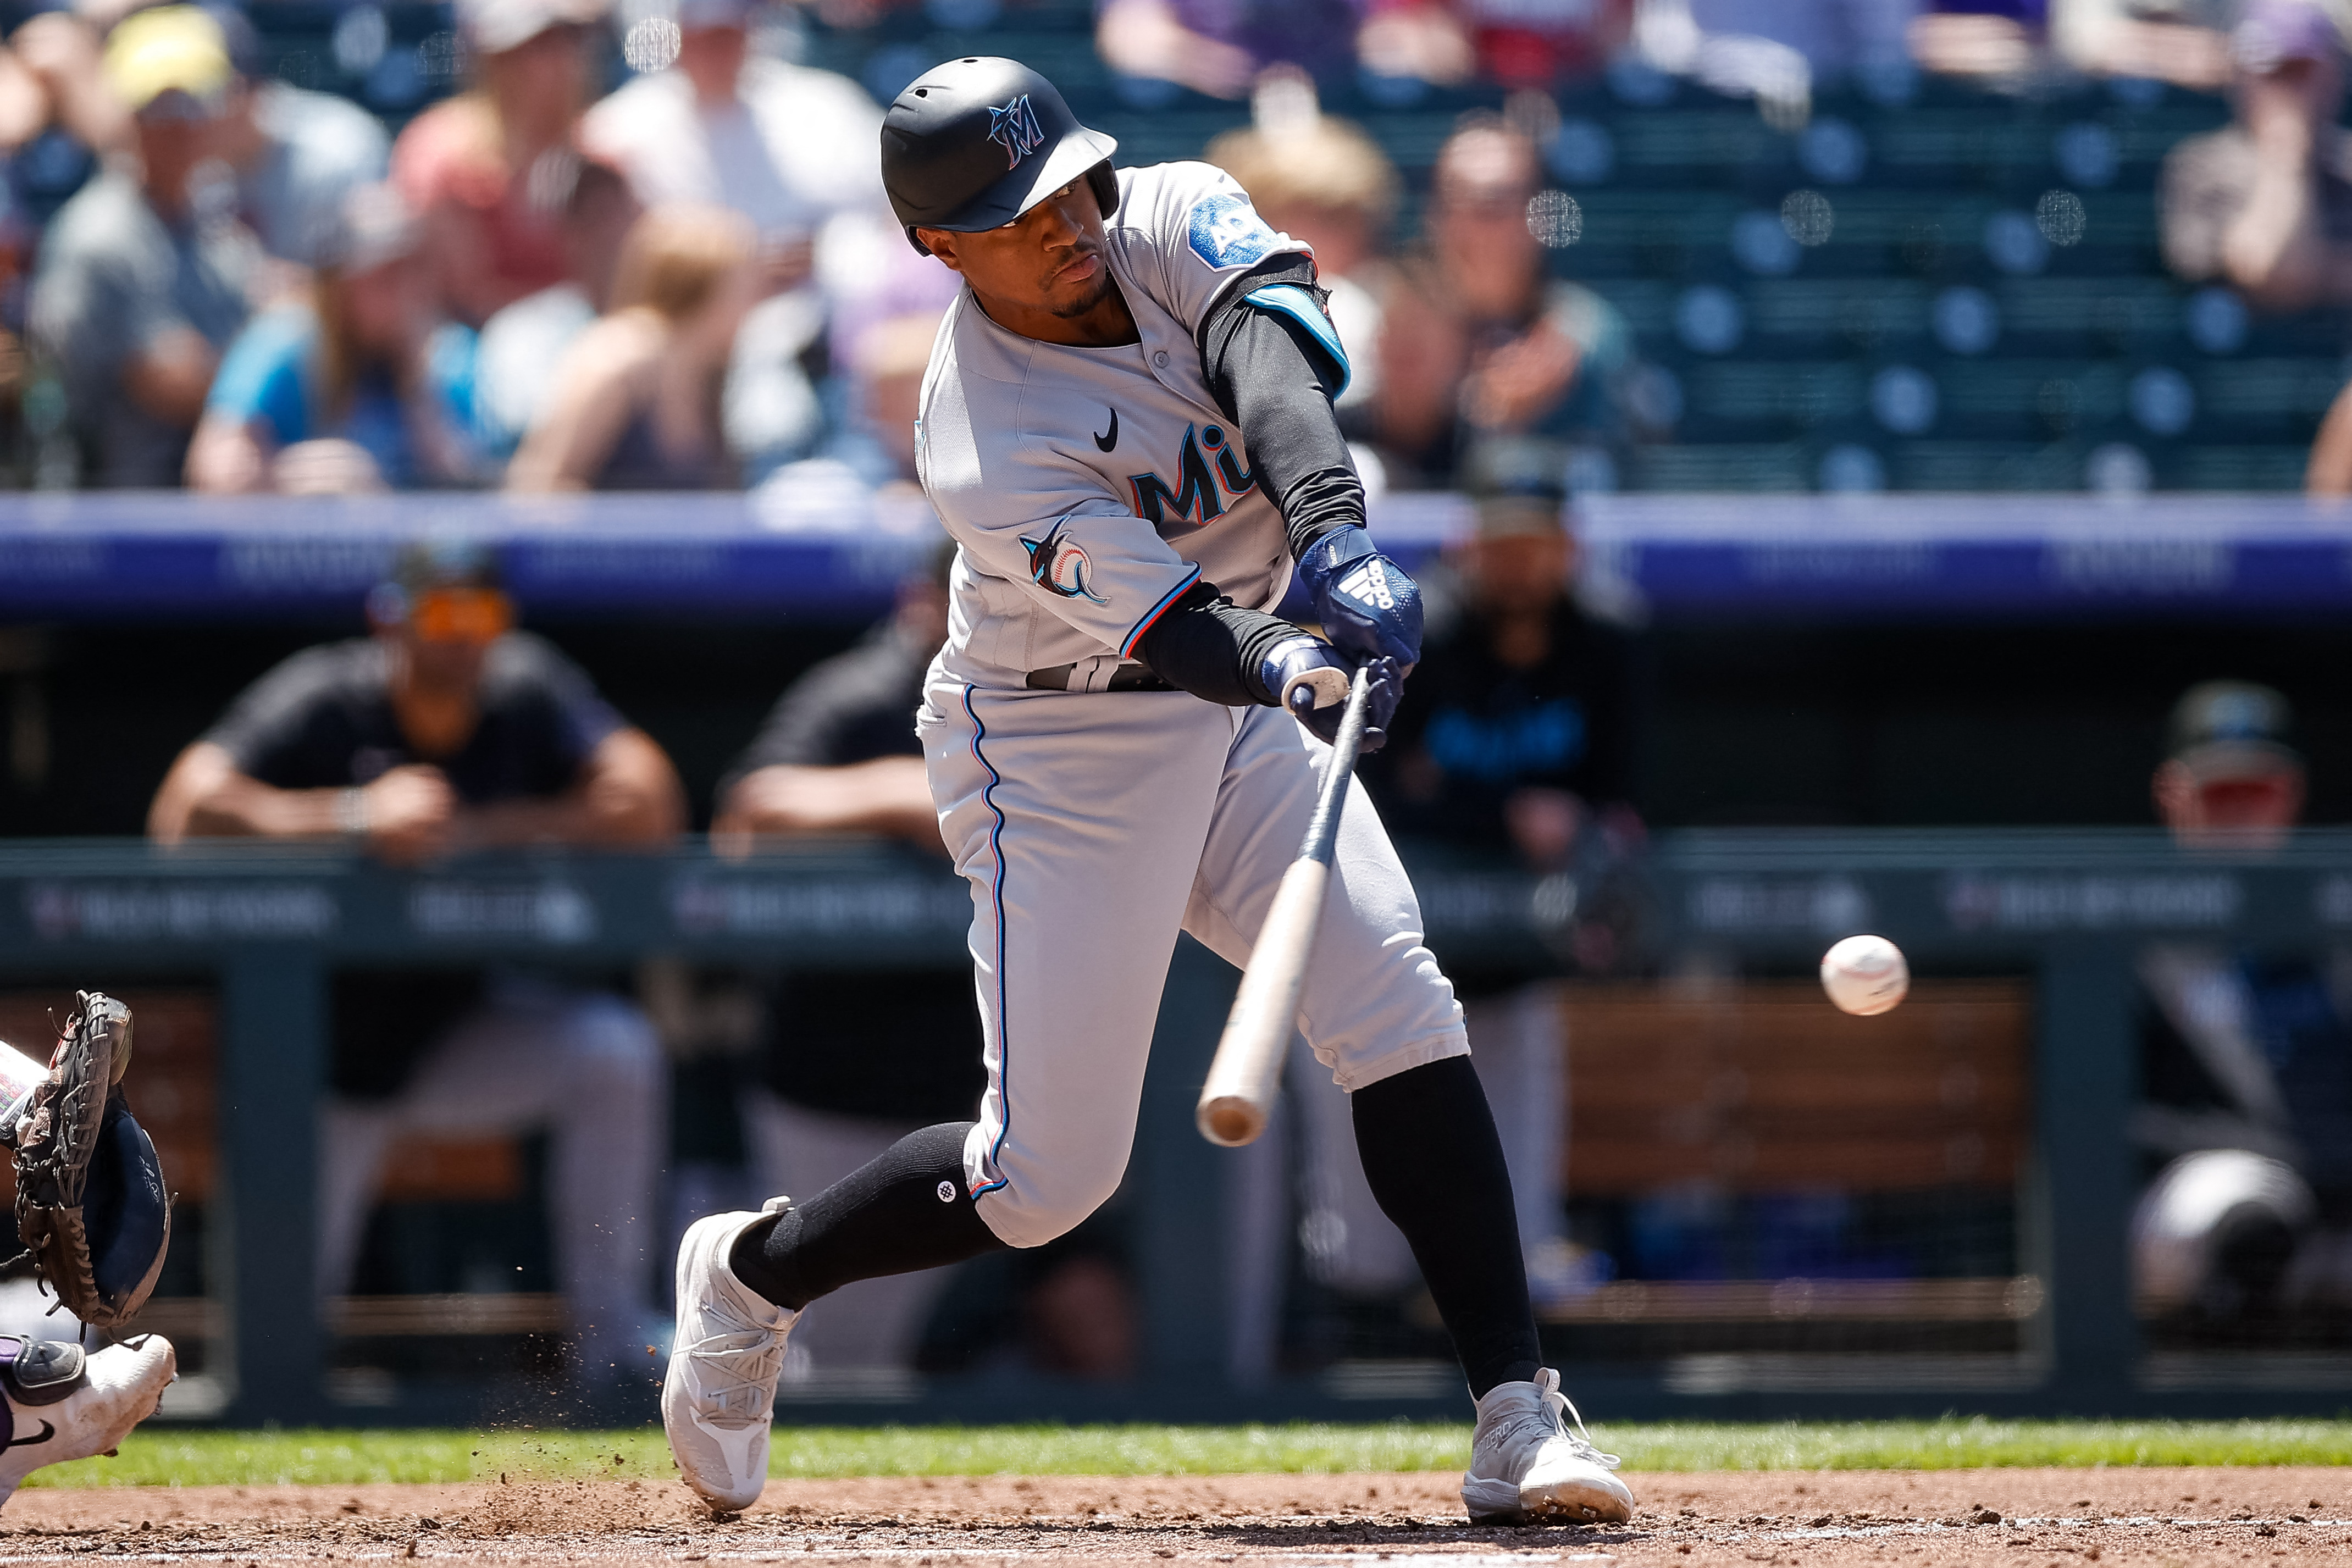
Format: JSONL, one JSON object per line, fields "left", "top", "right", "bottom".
{"left": 1086, "top": 160, "right": 1120, "bottom": 224}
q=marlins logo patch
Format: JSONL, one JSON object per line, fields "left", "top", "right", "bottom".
{"left": 1020, "top": 522, "right": 1107, "bottom": 603}
{"left": 1187, "top": 192, "right": 1279, "bottom": 269}
{"left": 988, "top": 95, "right": 1045, "bottom": 169}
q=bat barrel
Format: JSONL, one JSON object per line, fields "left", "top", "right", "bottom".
{"left": 1194, "top": 668, "right": 1375, "bottom": 1148}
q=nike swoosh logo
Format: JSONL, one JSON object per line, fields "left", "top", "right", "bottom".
{"left": 1093, "top": 408, "right": 1118, "bottom": 452}
{"left": 0, "top": 1421, "right": 54, "bottom": 1452}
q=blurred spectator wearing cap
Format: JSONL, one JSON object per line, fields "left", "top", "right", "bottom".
{"left": 204, "top": 6, "right": 389, "bottom": 272}
{"left": 1355, "top": 2, "right": 1634, "bottom": 90}
{"left": 394, "top": 0, "right": 606, "bottom": 328}
{"left": 507, "top": 202, "right": 757, "bottom": 489}
{"left": 474, "top": 154, "right": 643, "bottom": 456}
{"left": 2134, "top": 680, "right": 2352, "bottom": 1326}
{"left": 2054, "top": 0, "right": 2239, "bottom": 87}
{"left": 1907, "top": 3, "right": 2052, "bottom": 82}
{"left": 2162, "top": 1, "right": 2352, "bottom": 313}
{"left": 27, "top": 4, "right": 253, "bottom": 486}
{"left": 147, "top": 542, "right": 684, "bottom": 1398}
{"left": 1374, "top": 117, "right": 1632, "bottom": 489}
{"left": 1095, "top": 0, "right": 1366, "bottom": 99}
{"left": 186, "top": 184, "right": 483, "bottom": 494}
{"left": 583, "top": 0, "right": 882, "bottom": 476}
{"left": 1205, "top": 89, "right": 1398, "bottom": 441}
{"left": 1633, "top": 0, "right": 1919, "bottom": 124}
{"left": 1342, "top": 439, "right": 1645, "bottom": 1308}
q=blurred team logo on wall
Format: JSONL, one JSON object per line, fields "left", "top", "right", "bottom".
{"left": 1020, "top": 523, "right": 1107, "bottom": 603}
{"left": 1188, "top": 192, "right": 1278, "bottom": 269}
{"left": 988, "top": 95, "right": 1044, "bottom": 169}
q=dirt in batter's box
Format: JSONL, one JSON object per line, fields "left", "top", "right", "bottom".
{"left": 2, "top": 1469, "right": 2348, "bottom": 1565}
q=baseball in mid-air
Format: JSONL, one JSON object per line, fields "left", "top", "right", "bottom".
{"left": 1820, "top": 934, "right": 1910, "bottom": 1016}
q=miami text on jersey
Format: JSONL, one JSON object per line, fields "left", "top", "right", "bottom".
{"left": 1128, "top": 423, "right": 1255, "bottom": 535}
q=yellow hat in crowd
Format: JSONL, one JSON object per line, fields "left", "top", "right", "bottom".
{"left": 103, "top": 5, "right": 233, "bottom": 116}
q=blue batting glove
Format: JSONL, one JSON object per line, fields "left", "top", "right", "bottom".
{"left": 1297, "top": 527, "right": 1423, "bottom": 671}
{"left": 1261, "top": 637, "right": 1401, "bottom": 753}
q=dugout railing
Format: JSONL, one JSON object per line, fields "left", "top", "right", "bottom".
{"left": 0, "top": 829, "right": 2347, "bottom": 1425}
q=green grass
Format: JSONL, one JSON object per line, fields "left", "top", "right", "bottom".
{"left": 25, "top": 1419, "right": 2352, "bottom": 1490}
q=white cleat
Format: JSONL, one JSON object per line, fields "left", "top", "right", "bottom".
{"left": 1461, "top": 1367, "right": 1634, "bottom": 1525}
{"left": 0, "top": 1334, "right": 176, "bottom": 1505}
{"left": 662, "top": 1199, "right": 797, "bottom": 1514}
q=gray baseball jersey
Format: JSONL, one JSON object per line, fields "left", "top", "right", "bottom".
{"left": 904, "top": 159, "right": 1468, "bottom": 1249}
{"left": 918, "top": 160, "right": 1311, "bottom": 690}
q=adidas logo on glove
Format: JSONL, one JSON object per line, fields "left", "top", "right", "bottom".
{"left": 1337, "top": 562, "right": 1396, "bottom": 611}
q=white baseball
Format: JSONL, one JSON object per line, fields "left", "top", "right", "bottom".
{"left": 1820, "top": 933, "right": 1909, "bottom": 1016}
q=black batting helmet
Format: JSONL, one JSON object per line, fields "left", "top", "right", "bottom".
{"left": 880, "top": 57, "right": 1119, "bottom": 256}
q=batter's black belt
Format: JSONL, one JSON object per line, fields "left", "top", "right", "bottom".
{"left": 1025, "top": 662, "right": 1174, "bottom": 692}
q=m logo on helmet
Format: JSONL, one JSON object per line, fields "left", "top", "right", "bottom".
{"left": 988, "top": 95, "right": 1045, "bottom": 170}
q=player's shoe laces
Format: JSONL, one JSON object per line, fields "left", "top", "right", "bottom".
{"left": 663, "top": 1199, "right": 798, "bottom": 1514}
{"left": 1461, "top": 1367, "right": 1634, "bottom": 1525}
{"left": 0, "top": 1334, "right": 176, "bottom": 1505}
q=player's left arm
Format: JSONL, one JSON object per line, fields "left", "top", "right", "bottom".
{"left": 1196, "top": 256, "right": 1422, "bottom": 672}
{"left": 1126, "top": 257, "right": 1420, "bottom": 748}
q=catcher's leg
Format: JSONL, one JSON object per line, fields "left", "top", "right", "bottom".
{"left": 0, "top": 1335, "right": 176, "bottom": 1504}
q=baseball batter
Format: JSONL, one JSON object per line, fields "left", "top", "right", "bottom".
{"left": 664, "top": 58, "right": 1633, "bottom": 1527}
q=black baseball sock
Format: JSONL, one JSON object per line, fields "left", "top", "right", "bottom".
{"left": 1352, "top": 1055, "right": 1543, "bottom": 1399}
{"left": 729, "top": 1120, "right": 1008, "bottom": 1311}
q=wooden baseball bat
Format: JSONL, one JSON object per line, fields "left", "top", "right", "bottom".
{"left": 1197, "top": 666, "right": 1375, "bottom": 1147}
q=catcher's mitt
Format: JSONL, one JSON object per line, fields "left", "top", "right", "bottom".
{"left": 9, "top": 993, "right": 169, "bottom": 1329}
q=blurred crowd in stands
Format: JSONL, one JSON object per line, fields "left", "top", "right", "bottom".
{"left": 0, "top": 0, "right": 2348, "bottom": 496}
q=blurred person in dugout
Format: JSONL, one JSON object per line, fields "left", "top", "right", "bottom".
{"left": 145, "top": 541, "right": 686, "bottom": 1390}
{"left": 1203, "top": 86, "right": 1397, "bottom": 463}
{"left": 186, "top": 182, "right": 485, "bottom": 494}
{"left": 582, "top": 0, "right": 884, "bottom": 474}
{"left": 28, "top": 4, "right": 253, "bottom": 486}
{"left": 2134, "top": 680, "right": 2352, "bottom": 1326}
{"left": 1273, "top": 441, "right": 1647, "bottom": 1336}
{"left": 1374, "top": 114, "right": 1631, "bottom": 490}
{"left": 506, "top": 202, "right": 760, "bottom": 490}
{"left": 2161, "top": 1, "right": 2352, "bottom": 315}
{"left": 395, "top": 0, "right": 606, "bottom": 328}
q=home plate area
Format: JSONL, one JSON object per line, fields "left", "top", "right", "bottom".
{"left": 2, "top": 1470, "right": 2348, "bottom": 1567}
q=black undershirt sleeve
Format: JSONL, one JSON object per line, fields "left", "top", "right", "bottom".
{"left": 1131, "top": 257, "right": 1365, "bottom": 707}
{"left": 1197, "top": 254, "right": 1365, "bottom": 560}
{"left": 1132, "top": 580, "right": 1299, "bottom": 706}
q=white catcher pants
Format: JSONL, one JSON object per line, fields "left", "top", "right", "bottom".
{"left": 920, "top": 679, "right": 1470, "bottom": 1250}
{"left": 316, "top": 980, "right": 666, "bottom": 1372}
